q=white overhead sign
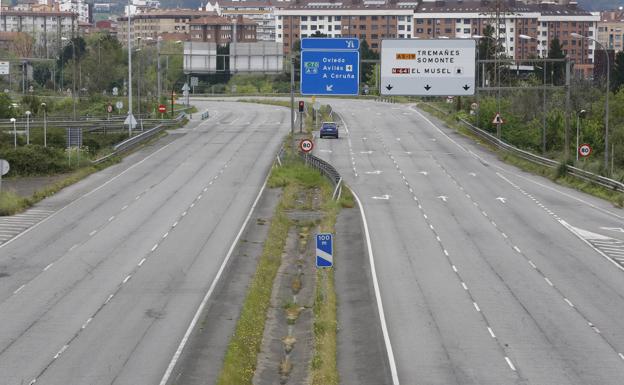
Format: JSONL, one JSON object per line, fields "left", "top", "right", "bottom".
{"left": 0, "top": 62, "right": 9, "bottom": 75}
{"left": 380, "top": 39, "right": 476, "bottom": 96}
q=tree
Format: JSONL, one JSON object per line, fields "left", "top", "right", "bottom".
{"left": 360, "top": 39, "right": 379, "bottom": 87}
{"left": 10, "top": 33, "right": 34, "bottom": 58}
{"left": 548, "top": 37, "right": 565, "bottom": 85}
{"left": 0, "top": 93, "right": 14, "bottom": 119}
{"left": 612, "top": 51, "right": 624, "bottom": 92}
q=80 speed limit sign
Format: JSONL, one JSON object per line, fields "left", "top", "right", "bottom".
{"left": 578, "top": 143, "right": 592, "bottom": 158}
{"left": 299, "top": 139, "right": 314, "bottom": 153}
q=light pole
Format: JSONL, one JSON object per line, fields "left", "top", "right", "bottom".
{"left": 25, "top": 110, "right": 31, "bottom": 145}
{"left": 572, "top": 32, "right": 610, "bottom": 172}
{"left": 472, "top": 34, "right": 496, "bottom": 129}
{"left": 519, "top": 34, "right": 548, "bottom": 153}
{"left": 127, "top": 0, "right": 135, "bottom": 137}
{"left": 61, "top": 37, "right": 77, "bottom": 120}
{"left": 10, "top": 118, "right": 16, "bottom": 148}
{"left": 576, "top": 109, "right": 587, "bottom": 162}
{"left": 41, "top": 102, "right": 47, "bottom": 147}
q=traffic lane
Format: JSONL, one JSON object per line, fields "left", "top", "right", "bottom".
{"left": 397, "top": 107, "right": 624, "bottom": 356}
{"left": 321, "top": 110, "right": 519, "bottom": 384}
{"left": 340, "top": 106, "right": 581, "bottom": 384}
{"left": 0, "top": 103, "right": 288, "bottom": 382}
{"left": 36, "top": 136, "right": 278, "bottom": 385}
{"left": 333, "top": 101, "right": 624, "bottom": 383}
{"left": 0, "top": 111, "right": 240, "bottom": 299}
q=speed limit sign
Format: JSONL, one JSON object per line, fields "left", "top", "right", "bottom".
{"left": 578, "top": 143, "right": 592, "bottom": 158}
{"left": 299, "top": 139, "right": 314, "bottom": 153}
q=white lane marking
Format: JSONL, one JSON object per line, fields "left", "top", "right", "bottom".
{"left": 203, "top": 187, "right": 208, "bottom": 192}
{"left": 105, "top": 294, "right": 114, "bottom": 304}
{"left": 451, "top": 264, "right": 457, "bottom": 272}
{"left": 138, "top": 258, "right": 146, "bottom": 266}
{"left": 135, "top": 195, "right": 140, "bottom": 200}
{"left": 559, "top": 220, "right": 624, "bottom": 273}
{"left": 513, "top": 246, "right": 521, "bottom": 253}
{"left": 172, "top": 221, "right": 178, "bottom": 228}
{"left": 69, "top": 244, "right": 78, "bottom": 251}
{"left": 89, "top": 230, "right": 97, "bottom": 236}
{"left": 429, "top": 224, "right": 435, "bottom": 230}
{"left": 151, "top": 244, "right": 159, "bottom": 252}
{"left": 122, "top": 205, "right": 128, "bottom": 211}
{"left": 488, "top": 327, "right": 496, "bottom": 338}
{"left": 53, "top": 345, "right": 68, "bottom": 359}
{"left": 332, "top": 190, "right": 401, "bottom": 385}
{"left": 123, "top": 275, "right": 132, "bottom": 284}
{"left": 564, "top": 298, "right": 574, "bottom": 307}
{"left": 163, "top": 232, "right": 169, "bottom": 239}
{"left": 505, "top": 357, "right": 517, "bottom": 371}
{"left": 502, "top": 233, "right": 508, "bottom": 239}
{"left": 544, "top": 277, "right": 554, "bottom": 286}
{"left": 619, "top": 353, "right": 624, "bottom": 360}
{"left": 473, "top": 302, "right": 481, "bottom": 312}
{"left": 182, "top": 211, "right": 187, "bottom": 217}
{"left": 14, "top": 284, "right": 25, "bottom": 294}
{"left": 444, "top": 249, "right": 450, "bottom": 257}
{"left": 108, "top": 216, "right": 115, "bottom": 222}
{"left": 190, "top": 203, "right": 195, "bottom": 208}
{"left": 461, "top": 282, "right": 468, "bottom": 290}
{"left": 197, "top": 195, "right": 202, "bottom": 200}
{"left": 43, "top": 263, "right": 54, "bottom": 271}
{"left": 81, "top": 317, "right": 93, "bottom": 329}
{"left": 436, "top": 236, "right": 441, "bottom": 242}
{"left": 423, "top": 214, "right": 428, "bottom": 219}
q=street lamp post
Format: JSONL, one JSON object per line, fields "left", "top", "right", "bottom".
{"left": 472, "top": 34, "right": 496, "bottom": 129}
{"left": 10, "top": 118, "right": 16, "bottom": 148}
{"left": 519, "top": 34, "right": 548, "bottom": 153}
{"left": 576, "top": 109, "right": 587, "bottom": 162}
{"left": 572, "top": 32, "right": 610, "bottom": 172}
{"left": 25, "top": 110, "right": 31, "bottom": 145}
{"left": 61, "top": 37, "right": 77, "bottom": 120}
{"left": 41, "top": 102, "right": 48, "bottom": 147}
{"left": 127, "top": 0, "right": 135, "bottom": 137}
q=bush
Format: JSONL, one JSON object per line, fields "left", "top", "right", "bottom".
{"left": 0, "top": 145, "right": 74, "bottom": 176}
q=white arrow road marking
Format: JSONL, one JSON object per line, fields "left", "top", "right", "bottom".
{"left": 419, "top": 171, "right": 429, "bottom": 176}
{"left": 365, "top": 170, "right": 382, "bottom": 175}
{"left": 396, "top": 138, "right": 401, "bottom": 141}
{"left": 360, "top": 150, "right": 374, "bottom": 154}
{"left": 372, "top": 195, "right": 391, "bottom": 200}
{"left": 437, "top": 196, "right": 448, "bottom": 202}
{"left": 469, "top": 172, "right": 477, "bottom": 177}
{"left": 601, "top": 227, "right": 624, "bottom": 233}
{"left": 430, "top": 138, "right": 437, "bottom": 142}
{"left": 318, "top": 149, "right": 333, "bottom": 153}
{"left": 496, "top": 197, "right": 507, "bottom": 204}
{"left": 362, "top": 137, "right": 368, "bottom": 141}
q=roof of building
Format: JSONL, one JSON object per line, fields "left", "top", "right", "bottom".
{"left": 189, "top": 15, "right": 257, "bottom": 25}
{"left": 214, "top": 0, "right": 275, "bottom": 7}
{"left": 416, "top": 0, "right": 593, "bottom": 16}
{"left": 0, "top": 9, "right": 77, "bottom": 16}
{"left": 118, "top": 9, "right": 217, "bottom": 21}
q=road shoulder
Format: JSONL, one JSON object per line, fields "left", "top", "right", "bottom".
{"left": 335, "top": 205, "right": 393, "bottom": 385}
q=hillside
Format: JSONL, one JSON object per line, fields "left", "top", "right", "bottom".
{"left": 578, "top": 0, "right": 624, "bottom": 10}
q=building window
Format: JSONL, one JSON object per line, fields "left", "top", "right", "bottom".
{"left": 328, "top": 25, "right": 332, "bottom": 31}
{"left": 359, "top": 16, "right": 366, "bottom": 20}
{"left": 301, "top": 16, "right": 307, "bottom": 21}
{"left": 464, "top": 19, "right": 471, "bottom": 24}
{"left": 301, "top": 25, "right": 307, "bottom": 30}
{"left": 335, "top": 16, "right": 341, "bottom": 21}
{"left": 399, "top": 25, "right": 405, "bottom": 31}
{"left": 371, "top": 43, "right": 378, "bottom": 49}
{"left": 359, "top": 25, "right": 366, "bottom": 30}
{"left": 399, "top": 34, "right": 404, "bottom": 38}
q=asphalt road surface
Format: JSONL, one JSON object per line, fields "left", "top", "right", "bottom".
{"left": 314, "top": 99, "right": 624, "bottom": 385}
{"left": 0, "top": 101, "right": 288, "bottom": 385}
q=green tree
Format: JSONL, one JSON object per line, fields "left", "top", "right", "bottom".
{"left": 360, "top": 39, "right": 379, "bottom": 88}
{"left": 0, "top": 93, "right": 14, "bottom": 119}
{"left": 611, "top": 51, "right": 624, "bottom": 92}
{"left": 548, "top": 37, "right": 565, "bottom": 85}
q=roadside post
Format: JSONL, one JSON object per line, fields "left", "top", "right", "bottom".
{"left": 298, "top": 100, "right": 304, "bottom": 133}
{"left": 492, "top": 113, "right": 504, "bottom": 140}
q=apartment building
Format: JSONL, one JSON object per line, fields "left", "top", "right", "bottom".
{"left": 597, "top": 10, "right": 624, "bottom": 52}
{"left": 117, "top": 9, "right": 214, "bottom": 44}
{"left": 274, "top": 1, "right": 416, "bottom": 55}
{"left": 59, "top": 0, "right": 91, "bottom": 24}
{"left": 203, "top": 0, "right": 276, "bottom": 41}
{"left": 414, "top": 1, "right": 598, "bottom": 75}
{"left": 0, "top": 10, "right": 78, "bottom": 57}
{"left": 189, "top": 14, "right": 257, "bottom": 43}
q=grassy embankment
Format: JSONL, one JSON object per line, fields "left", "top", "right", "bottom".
{"left": 419, "top": 102, "right": 624, "bottom": 207}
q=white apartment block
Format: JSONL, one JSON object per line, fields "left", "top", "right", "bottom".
{"left": 204, "top": 1, "right": 276, "bottom": 41}
{"left": 59, "top": 0, "right": 91, "bottom": 24}
{"left": 0, "top": 10, "right": 78, "bottom": 58}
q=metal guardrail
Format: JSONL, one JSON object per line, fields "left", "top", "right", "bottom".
{"left": 299, "top": 151, "right": 343, "bottom": 200}
{"left": 422, "top": 103, "right": 624, "bottom": 193}
{"left": 91, "top": 113, "right": 186, "bottom": 165}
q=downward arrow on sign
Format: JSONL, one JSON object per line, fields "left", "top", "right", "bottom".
{"left": 424, "top": 85, "right": 432, "bottom": 91}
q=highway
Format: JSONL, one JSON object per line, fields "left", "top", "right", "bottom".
{"left": 314, "top": 99, "right": 624, "bottom": 385}
{"left": 0, "top": 101, "right": 288, "bottom": 385}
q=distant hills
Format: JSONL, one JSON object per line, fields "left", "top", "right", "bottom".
{"left": 577, "top": 0, "right": 624, "bottom": 11}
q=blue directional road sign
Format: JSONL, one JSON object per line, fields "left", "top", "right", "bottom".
{"left": 301, "top": 37, "right": 359, "bottom": 51}
{"left": 316, "top": 233, "right": 333, "bottom": 268}
{"left": 301, "top": 50, "right": 359, "bottom": 95}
